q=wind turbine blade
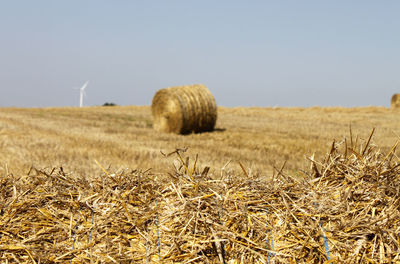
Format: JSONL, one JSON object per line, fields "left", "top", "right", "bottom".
{"left": 81, "top": 80, "right": 89, "bottom": 91}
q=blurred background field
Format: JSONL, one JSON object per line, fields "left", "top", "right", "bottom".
{"left": 1, "top": 106, "right": 399, "bottom": 178}
{"left": 2, "top": 106, "right": 400, "bottom": 262}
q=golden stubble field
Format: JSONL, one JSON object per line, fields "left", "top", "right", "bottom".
{"left": 1, "top": 105, "right": 399, "bottom": 178}
{"left": 2, "top": 105, "right": 400, "bottom": 262}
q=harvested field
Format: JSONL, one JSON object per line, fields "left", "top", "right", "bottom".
{"left": 1, "top": 106, "right": 400, "bottom": 262}
{"left": 1, "top": 106, "right": 400, "bottom": 177}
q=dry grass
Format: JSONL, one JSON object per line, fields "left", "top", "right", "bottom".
{"left": 1, "top": 131, "right": 400, "bottom": 262}
{"left": 1, "top": 106, "right": 400, "bottom": 177}
{"left": 1, "top": 106, "right": 400, "bottom": 262}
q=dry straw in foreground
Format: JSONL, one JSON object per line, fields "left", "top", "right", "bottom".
{"left": 391, "top": 94, "right": 400, "bottom": 109}
{"left": 151, "top": 84, "right": 217, "bottom": 134}
{"left": 2, "top": 131, "right": 400, "bottom": 263}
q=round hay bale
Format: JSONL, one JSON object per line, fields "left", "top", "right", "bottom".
{"left": 151, "top": 84, "right": 217, "bottom": 134}
{"left": 391, "top": 94, "right": 400, "bottom": 109}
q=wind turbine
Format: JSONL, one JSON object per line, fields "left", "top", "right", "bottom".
{"left": 76, "top": 81, "right": 89, "bottom": 107}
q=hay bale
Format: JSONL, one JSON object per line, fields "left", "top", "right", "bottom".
{"left": 151, "top": 84, "right": 217, "bottom": 134}
{"left": 391, "top": 93, "right": 400, "bottom": 108}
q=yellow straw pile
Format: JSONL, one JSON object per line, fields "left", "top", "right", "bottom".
{"left": 1, "top": 131, "right": 400, "bottom": 263}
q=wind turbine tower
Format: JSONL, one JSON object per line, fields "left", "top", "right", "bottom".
{"left": 78, "top": 81, "right": 89, "bottom": 107}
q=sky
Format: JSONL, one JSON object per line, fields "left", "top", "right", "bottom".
{"left": 1, "top": 1, "right": 399, "bottom": 108}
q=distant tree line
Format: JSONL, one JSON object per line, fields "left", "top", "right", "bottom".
{"left": 103, "top": 102, "right": 117, "bottom": 106}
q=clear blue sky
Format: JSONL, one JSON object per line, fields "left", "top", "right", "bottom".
{"left": 1, "top": 1, "right": 399, "bottom": 107}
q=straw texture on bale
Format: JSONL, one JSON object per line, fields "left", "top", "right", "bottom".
{"left": 391, "top": 93, "right": 400, "bottom": 108}
{"left": 2, "top": 131, "right": 400, "bottom": 262}
{"left": 151, "top": 84, "right": 217, "bottom": 134}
